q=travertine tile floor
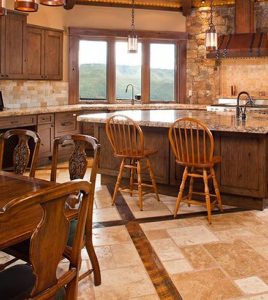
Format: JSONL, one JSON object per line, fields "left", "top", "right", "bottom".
{"left": 2, "top": 166, "right": 268, "bottom": 299}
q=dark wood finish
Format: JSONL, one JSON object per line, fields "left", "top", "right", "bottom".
{"left": 55, "top": 111, "right": 79, "bottom": 137}
{"left": 68, "top": 28, "right": 187, "bottom": 104}
{"left": 50, "top": 134, "right": 101, "bottom": 286}
{"left": 0, "top": 180, "right": 91, "bottom": 299}
{"left": 168, "top": 118, "right": 222, "bottom": 223}
{"left": 37, "top": 113, "right": 55, "bottom": 159}
{"left": 26, "top": 25, "right": 63, "bottom": 80}
{"left": 182, "top": 0, "right": 192, "bottom": 16}
{"left": 0, "top": 129, "right": 40, "bottom": 177}
{"left": 44, "top": 29, "right": 63, "bottom": 80}
{"left": 0, "top": 11, "right": 26, "bottom": 79}
{"left": 235, "top": 0, "right": 254, "bottom": 34}
{"left": 0, "top": 115, "right": 36, "bottom": 129}
{"left": 106, "top": 115, "right": 160, "bottom": 210}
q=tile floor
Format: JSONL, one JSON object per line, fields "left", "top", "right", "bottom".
{"left": 2, "top": 166, "right": 268, "bottom": 300}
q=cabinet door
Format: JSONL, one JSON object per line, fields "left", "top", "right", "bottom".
{"left": 5, "top": 12, "right": 26, "bottom": 79}
{"left": 38, "top": 123, "right": 54, "bottom": 157}
{"left": 26, "top": 26, "right": 44, "bottom": 79}
{"left": 44, "top": 30, "right": 63, "bottom": 80}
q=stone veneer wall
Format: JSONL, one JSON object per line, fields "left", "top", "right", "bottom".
{"left": 0, "top": 80, "right": 68, "bottom": 108}
{"left": 186, "top": 3, "right": 268, "bottom": 104}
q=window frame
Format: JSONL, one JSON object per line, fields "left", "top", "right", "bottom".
{"left": 68, "top": 28, "right": 187, "bottom": 104}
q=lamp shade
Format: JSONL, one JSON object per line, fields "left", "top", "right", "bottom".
{"left": 205, "top": 25, "right": 217, "bottom": 51}
{"left": 127, "top": 34, "right": 138, "bottom": 53}
{"left": 40, "top": 0, "right": 65, "bottom": 6}
{"left": 14, "top": 0, "right": 38, "bottom": 12}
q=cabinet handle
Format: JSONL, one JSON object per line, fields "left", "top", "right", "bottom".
{"left": 1, "top": 75, "right": 4, "bottom": 78}
{"left": 61, "top": 121, "right": 73, "bottom": 127}
{"left": 5, "top": 75, "right": 8, "bottom": 78}
{"left": 10, "top": 120, "right": 18, "bottom": 125}
{"left": 72, "top": 114, "right": 77, "bottom": 117}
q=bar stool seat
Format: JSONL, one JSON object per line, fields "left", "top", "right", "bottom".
{"left": 169, "top": 117, "right": 223, "bottom": 224}
{"left": 106, "top": 115, "right": 160, "bottom": 210}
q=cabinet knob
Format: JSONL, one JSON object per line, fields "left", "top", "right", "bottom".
{"left": 72, "top": 113, "right": 77, "bottom": 117}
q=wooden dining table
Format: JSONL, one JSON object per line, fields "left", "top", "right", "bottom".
{"left": 0, "top": 170, "right": 57, "bottom": 249}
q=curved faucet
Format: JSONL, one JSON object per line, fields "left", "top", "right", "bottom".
{"left": 125, "top": 84, "right": 135, "bottom": 105}
{"left": 236, "top": 91, "right": 254, "bottom": 119}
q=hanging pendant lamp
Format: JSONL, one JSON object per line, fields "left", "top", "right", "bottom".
{"left": 205, "top": 0, "right": 217, "bottom": 51}
{"left": 40, "top": 0, "right": 65, "bottom": 6}
{"left": 127, "top": 0, "right": 138, "bottom": 53}
{"left": 14, "top": 0, "right": 38, "bottom": 12}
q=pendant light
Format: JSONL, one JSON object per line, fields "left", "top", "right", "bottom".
{"left": 127, "top": 0, "right": 138, "bottom": 53}
{"left": 205, "top": 0, "right": 217, "bottom": 51}
{"left": 40, "top": 0, "right": 65, "bottom": 6}
{"left": 14, "top": 0, "right": 38, "bottom": 12}
{"left": 0, "top": 0, "right": 7, "bottom": 16}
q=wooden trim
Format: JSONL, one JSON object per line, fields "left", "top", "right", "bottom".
{"left": 26, "top": 23, "right": 63, "bottom": 33}
{"left": 68, "top": 35, "right": 79, "bottom": 104}
{"left": 69, "top": 27, "right": 188, "bottom": 41}
{"left": 107, "top": 39, "right": 116, "bottom": 103}
{"left": 182, "top": 0, "right": 192, "bottom": 16}
{"left": 178, "top": 41, "right": 187, "bottom": 103}
{"left": 141, "top": 41, "right": 150, "bottom": 103}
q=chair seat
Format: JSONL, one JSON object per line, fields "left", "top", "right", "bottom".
{"left": 0, "top": 264, "right": 65, "bottom": 300}
{"left": 176, "top": 155, "right": 221, "bottom": 168}
{"left": 115, "top": 148, "right": 157, "bottom": 159}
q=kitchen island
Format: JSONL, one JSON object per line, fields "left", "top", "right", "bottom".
{"left": 78, "top": 109, "right": 268, "bottom": 210}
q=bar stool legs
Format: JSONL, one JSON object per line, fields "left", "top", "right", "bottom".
{"left": 211, "top": 167, "right": 223, "bottom": 212}
{"left": 174, "top": 167, "right": 188, "bottom": 218}
{"left": 112, "top": 158, "right": 125, "bottom": 206}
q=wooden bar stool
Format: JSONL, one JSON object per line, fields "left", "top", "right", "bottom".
{"left": 168, "top": 117, "right": 223, "bottom": 224}
{"left": 106, "top": 115, "right": 160, "bottom": 210}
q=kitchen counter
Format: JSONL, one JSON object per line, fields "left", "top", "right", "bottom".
{"left": 0, "top": 103, "right": 206, "bottom": 117}
{"left": 78, "top": 109, "right": 268, "bottom": 134}
{"left": 78, "top": 109, "right": 268, "bottom": 210}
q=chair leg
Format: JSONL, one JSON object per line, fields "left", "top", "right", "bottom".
{"left": 203, "top": 168, "right": 212, "bottom": 224}
{"left": 129, "top": 159, "right": 135, "bottom": 197}
{"left": 188, "top": 167, "right": 194, "bottom": 207}
{"left": 174, "top": 167, "right": 188, "bottom": 218}
{"left": 146, "top": 158, "right": 160, "bottom": 202}
{"left": 112, "top": 158, "right": 125, "bottom": 205}
{"left": 84, "top": 239, "right": 101, "bottom": 286}
{"left": 137, "top": 160, "right": 143, "bottom": 210}
{"left": 211, "top": 167, "right": 223, "bottom": 212}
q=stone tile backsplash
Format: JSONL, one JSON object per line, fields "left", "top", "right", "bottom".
{"left": 0, "top": 80, "right": 68, "bottom": 108}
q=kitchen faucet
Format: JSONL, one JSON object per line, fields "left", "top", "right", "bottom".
{"left": 236, "top": 91, "right": 254, "bottom": 120}
{"left": 125, "top": 84, "right": 135, "bottom": 105}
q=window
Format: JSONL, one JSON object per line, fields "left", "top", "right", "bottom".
{"left": 79, "top": 40, "right": 107, "bottom": 100}
{"left": 115, "top": 41, "right": 142, "bottom": 100}
{"left": 150, "top": 43, "right": 175, "bottom": 102}
{"left": 69, "top": 28, "right": 186, "bottom": 104}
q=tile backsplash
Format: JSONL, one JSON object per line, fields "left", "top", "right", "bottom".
{"left": 0, "top": 80, "right": 68, "bottom": 108}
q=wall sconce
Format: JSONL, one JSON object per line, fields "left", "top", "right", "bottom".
{"left": 205, "top": 0, "right": 217, "bottom": 51}
{"left": 127, "top": 0, "right": 138, "bottom": 53}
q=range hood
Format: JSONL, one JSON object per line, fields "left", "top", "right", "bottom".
{"left": 207, "top": 0, "right": 268, "bottom": 58}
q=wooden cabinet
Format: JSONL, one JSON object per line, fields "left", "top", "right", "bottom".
{"left": 37, "top": 114, "right": 54, "bottom": 160}
{"left": 0, "top": 11, "right": 26, "bottom": 79}
{"left": 26, "top": 25, "right": 63, "bottom": 80}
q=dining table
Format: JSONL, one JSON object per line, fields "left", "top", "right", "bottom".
{"left": 0, "top": 170, "right": 57, "bottom": 249}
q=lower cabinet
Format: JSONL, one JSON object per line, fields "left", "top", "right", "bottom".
{"left": 37, "top": 114, "right": 54, "bottom": 163}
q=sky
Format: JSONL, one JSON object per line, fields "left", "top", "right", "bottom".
{"left": 79, "top": 40, "right": 175, "bottom": 69}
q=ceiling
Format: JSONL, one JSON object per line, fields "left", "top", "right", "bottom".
{"left": 76, "top": 0, "right": 267, "bottom": 11}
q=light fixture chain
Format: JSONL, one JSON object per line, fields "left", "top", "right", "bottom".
{"left": 210, "top": 0, "right": 213, "bottom": 26}
{"left": 131, "top": 0, "right": 135, "bottom": 31}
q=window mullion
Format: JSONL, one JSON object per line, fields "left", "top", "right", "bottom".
{"left": 141, "top": 41, "right": 150, "bottom": 104}
{"left": 107, "top": 38, "right": 116, "bottom": 103}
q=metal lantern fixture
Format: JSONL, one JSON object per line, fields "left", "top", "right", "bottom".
{"left": 205, "top": 0, "right": 217, "bottom": 51}
{"left": 127, "top": 0, "right": 138, "bottom": 53}
{"left": 14, "top": 0, "right": 38, "bottom": 12}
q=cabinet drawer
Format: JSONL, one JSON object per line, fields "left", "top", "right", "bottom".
{"left": 38, "top": 113, "right": 54, "bottom": 124}
{"left": 0, "top": 115, "right": 37, "bottom": 129}
{"left": 55, "top": 112, "right": 78, "bottom": 136}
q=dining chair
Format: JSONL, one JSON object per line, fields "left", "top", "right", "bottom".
{"left": 0, "top": 180, "right": 91, "bottom": 300}
{"left": 168, "top": 117, "right": 223, "bottom": 224}
{"left": 106, "top": 114, "right": 160, "bottom": 211}
{"left": 50, "top": 134, "right": 101, "bottom": 286}
{"left": 0, "top": 129, "right": 41, "bottom": 177}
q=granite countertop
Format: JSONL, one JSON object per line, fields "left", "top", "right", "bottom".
{"left": 77, "top": 109, "right": 268, "bottom": 134}
{"left": 0, "top": 103, "right": 206, "bottom": 117}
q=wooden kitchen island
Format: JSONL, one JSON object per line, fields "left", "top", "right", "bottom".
{"left": 78, "top": 110, "right": 268, "bottom": 210}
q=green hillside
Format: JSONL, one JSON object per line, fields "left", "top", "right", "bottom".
{"left": 79, "top": 63, "right": 175, "bottom": 101}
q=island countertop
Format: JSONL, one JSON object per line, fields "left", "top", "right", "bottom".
{"left": 77, "top": 109, "right": 268, "bottom": 134}
{"left": 0, "top": 103, "right": 206, "bottom": 117}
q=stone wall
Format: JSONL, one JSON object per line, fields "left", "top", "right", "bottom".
{"left": 186, "top": 3, "right": 268, "bottom": 104}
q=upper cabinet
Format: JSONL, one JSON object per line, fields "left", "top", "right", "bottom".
{"left": 26, "top": 25, "right": 63, "bottom": 80}
{"left": 0, "top": 11, "right": 26, "bottom": 79}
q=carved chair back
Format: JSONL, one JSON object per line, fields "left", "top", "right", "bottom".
{"left": 106, "top": 115, "right": 144, "bottom": 158}
{"left": 0, "top": 129, "right": 41, "bottom": 177}
{"left": 168, "top": 117, "right": 214, "bottom": 167}
{"left": 0, "top": 180, "right": 91, "bottom": 298}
